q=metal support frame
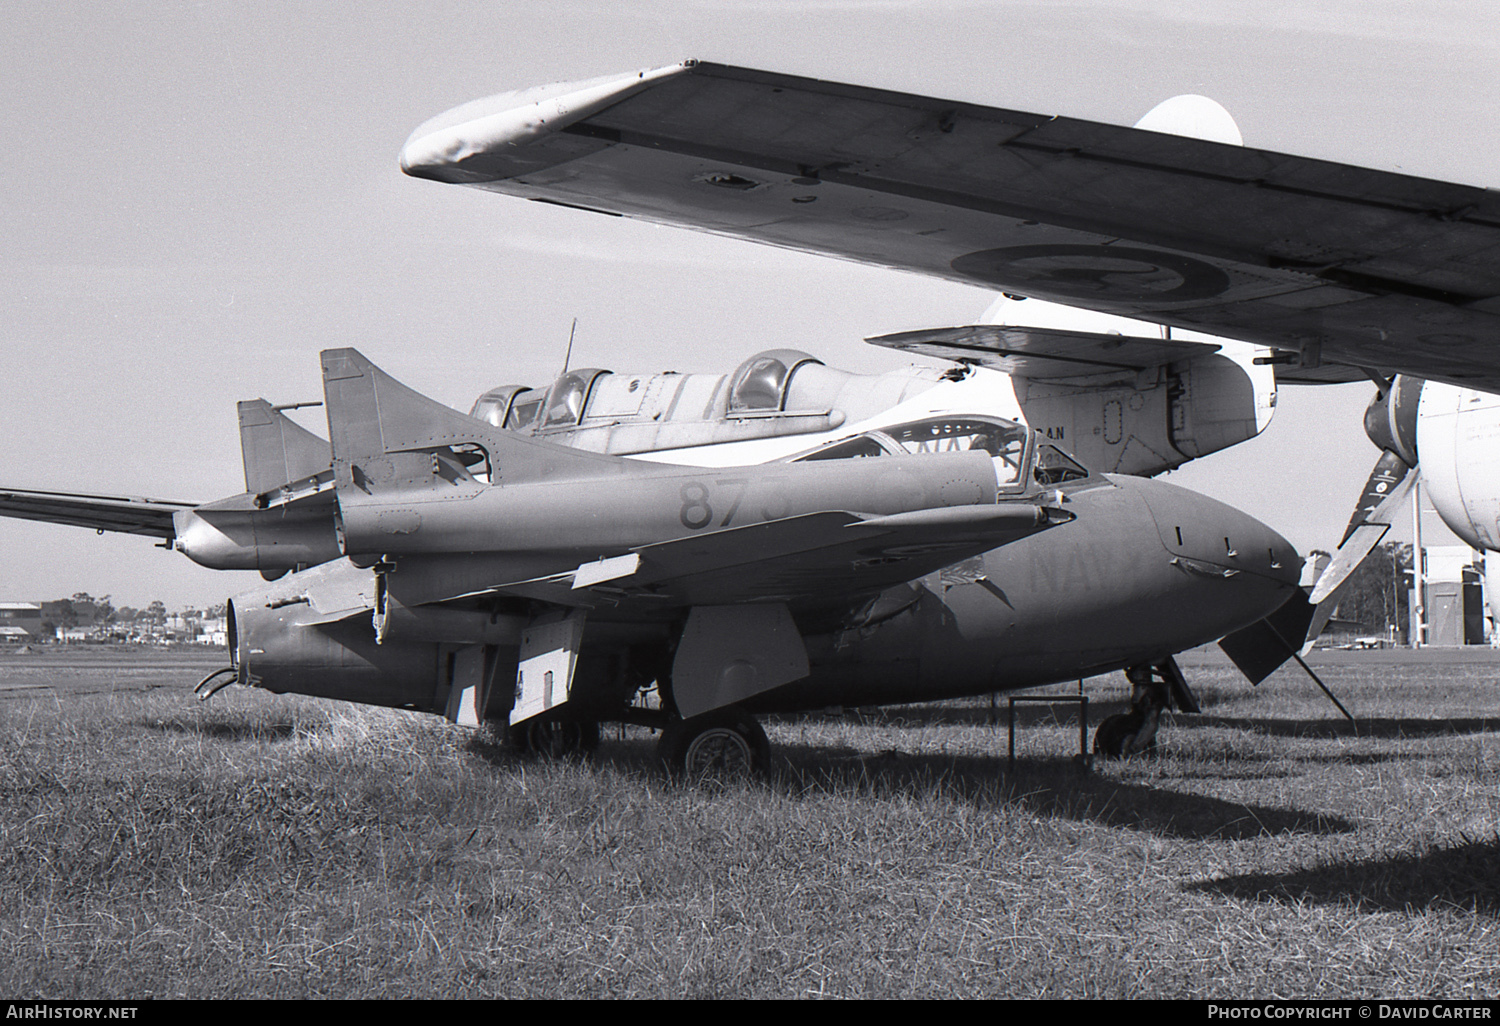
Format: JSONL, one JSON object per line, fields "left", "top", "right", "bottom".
{"left": 1007, "top": 694, "right": 1090, "bottom": 771}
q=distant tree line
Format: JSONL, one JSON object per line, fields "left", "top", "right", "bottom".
{"left": 38, "top": 593, "right": 226, "bottom": 636}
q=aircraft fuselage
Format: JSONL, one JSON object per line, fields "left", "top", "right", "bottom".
{"left": 755, "top": 473, "right": 1297, "bottom": 711}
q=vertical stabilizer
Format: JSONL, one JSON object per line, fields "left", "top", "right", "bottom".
{"left": 319, "top": 348, "right": 639, "bottom": 490}
{"left": 237, "top": 400, "right": 331, "bottom": 495}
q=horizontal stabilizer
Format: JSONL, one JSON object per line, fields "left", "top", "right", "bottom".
{"left": 867, "top": 324, "right": 1217, "bottom": 380}
{"left": 0, "top": 487, "right": 192, "bottom": 539}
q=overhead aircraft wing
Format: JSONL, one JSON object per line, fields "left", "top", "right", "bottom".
{"left": 403, "top": 61, "right": 1500, "bottom": 390}
{"left": 0, "top": 487, "right": 191, "bottom": 539}
{"left": 866, "top": 324, "right": 1218, "bottom": 380}
{"left": 489, "top": 503, "right": 1070, "bottom": 609}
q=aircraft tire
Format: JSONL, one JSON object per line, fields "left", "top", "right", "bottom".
{"left": 509, "top": 717, "right": 600, "bottom": 759}
{"left": 1092, "top": 713, "right": 1157, "bottom": 758}
{"left": 658, "top": 706, "right": 769, "bottom": 779}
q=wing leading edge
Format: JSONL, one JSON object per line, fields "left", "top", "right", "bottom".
{"left": 403, "top": 61, "right": 1500, "bottom": 390}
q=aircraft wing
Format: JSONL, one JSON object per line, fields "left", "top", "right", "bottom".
{"left": 866, "top": 324, "right": 1219, "bottom": 380}
{"left": 0, "top": 487, "right": 191, "bottom": 539}
{"left": 491, "top": 503, "right": 1070, "bottom": 609}
{"left": 403, "top": 61, "right": 1500, "bottom": 390}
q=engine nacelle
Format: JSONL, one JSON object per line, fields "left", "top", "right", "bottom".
{"left": 1016, "top": 338, "right": 1275, "bottom": 477}
{"left": 1416, "top": 381, "right": 1500, "bottom": 551}
{"left": 1166, "top": 341, "right": 1278, "bottom": 461}
{"left": 980, "top": 295, "right": 1276, "bottom": 477}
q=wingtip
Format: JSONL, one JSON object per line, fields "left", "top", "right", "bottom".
{"left": 399, "top": 62, "right": 693, "bottom": 180}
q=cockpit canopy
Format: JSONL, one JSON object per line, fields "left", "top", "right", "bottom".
{"left": 469, "top": 349, "right": 832, "bottom": 438}
{"left": 727, "top": 349, "right": 821, "bottom": 413}
{"left": 788, "top": 415, "right": 1090, "bottom": 489}
{"left": 469, "top": 370, "right": 612, "bottom": 433}
{"left": 469, "top": 385, "right": 530, "bottom": 428}
{"left": 541, "top": 368, "right": 611, "bottom": 429}
{"left": 464, "top": 348, "right": 950, "bottom": 457}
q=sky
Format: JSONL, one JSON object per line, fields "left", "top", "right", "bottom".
{"left": 2, "top": 0, "right": 1497, "bottom": 608}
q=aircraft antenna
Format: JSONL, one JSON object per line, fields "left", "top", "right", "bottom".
{"left": 562, "top": 318, "right": 578, "bottom": 375}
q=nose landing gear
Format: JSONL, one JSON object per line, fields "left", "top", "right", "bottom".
{"left": 1094, "top": 657, "right": 1199, "bottom": 758}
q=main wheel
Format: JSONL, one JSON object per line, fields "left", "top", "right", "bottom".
{"left": 658, "top": 706, "right": 770, "bottom": 779}
{"left": 509, "top": 717, "right": 599, "bottom": 759}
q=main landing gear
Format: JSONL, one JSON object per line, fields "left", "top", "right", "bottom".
{"left": 1094, "top": 657, "right": 1199, "bottom": 758}
{"left": 657, "top": 705, "right": 770, "bottom": 779}
{"left": 502, "top": 703, "right": 771, "bottom": 779}
{"left": 507, "top": 716, "right": 600, "bottom": 759}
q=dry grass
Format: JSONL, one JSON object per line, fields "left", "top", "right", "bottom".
{"left": 1, "top": 652, "right": 1498, "bottom": 998}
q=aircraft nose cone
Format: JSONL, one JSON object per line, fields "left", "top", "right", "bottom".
{"left": 1126, "top": 476, "right": 1302, "bottom": 586}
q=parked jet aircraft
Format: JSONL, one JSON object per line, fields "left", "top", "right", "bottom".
{"left": 0, "top": 346, "right": 1300, "bottom": 771}
{"left": 400, "top": 60, "right": 1500, "bottom": 674}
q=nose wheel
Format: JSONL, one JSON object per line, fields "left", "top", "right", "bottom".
{"left": 1095, "top": 658, "right": 1197, "bottom": 758}
{"left": 658, "top": 706, "right": 770, "bottom": 779}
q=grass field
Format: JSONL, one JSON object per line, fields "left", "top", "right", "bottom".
{"left": 1, "top": 647, "right": 1497, "bottom": 999}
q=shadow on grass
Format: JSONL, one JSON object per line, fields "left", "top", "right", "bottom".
{"left": 461, "top": 730, "right": 669, "bottom": 778}
{"left": 771, "top": 744, "right": 1354, "bottom": 841}
{"left": 463, "top": 729, "right": 520, "bottom": 766}
{"left": 1287, "top": 751, "right": 1418, "bottom": 766}
{"left": 1188, "top": 835, "right": 1500, "bottom": 915}
{"left": 139, "top": 715, "right": 298, "bottom": 742}
{"left": 770, "top": 700, "right": 1128, "bottom": 731}
{"left": 1168, "top": 765, "right": 1296, "bottom": 781}
{"left": 451, "top": 724, "right": 1353, "bottom": 842}
{"left": 1183, "top": 715, "right": 1500, "bottom": 741}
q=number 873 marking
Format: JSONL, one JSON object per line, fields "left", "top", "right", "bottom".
{"left": 679, "top": 478, "right": 791, "bottom": 530}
